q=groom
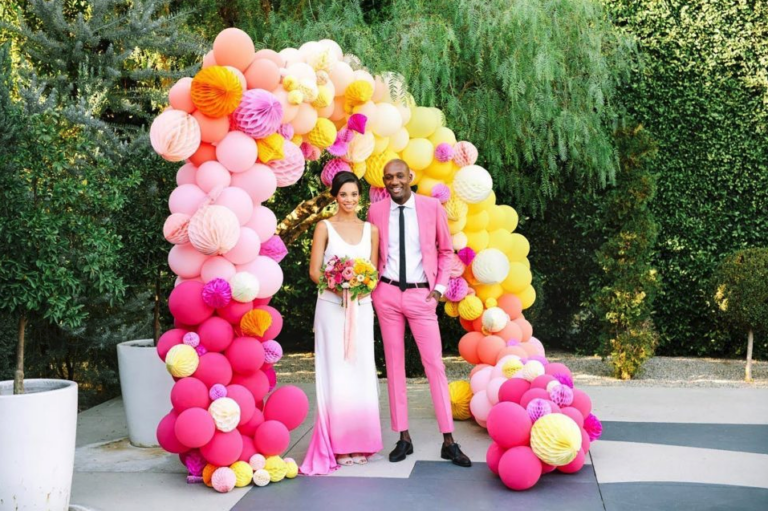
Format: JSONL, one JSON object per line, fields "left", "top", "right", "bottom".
{"left": 368, "top": 159, "right": 471, "bottom": 467}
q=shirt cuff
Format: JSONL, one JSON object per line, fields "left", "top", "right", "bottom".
{"left": 433, "top": 284, "right": 446, "bottom": 297}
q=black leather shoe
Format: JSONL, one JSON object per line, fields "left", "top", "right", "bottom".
{"left": 389, "top": 439, "right": 414, "bottom": 462}
{"left": 441, "top": 443, "right": 471, "bottom": 467}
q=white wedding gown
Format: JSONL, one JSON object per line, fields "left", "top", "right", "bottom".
{"left": 300, "top": 221, "right": 382, "bottom": 475}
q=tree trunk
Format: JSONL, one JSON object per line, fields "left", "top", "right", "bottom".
{"left": 14, "top": 314, "right": 27, "bottom": 395}
{"left": 746, "top": 329, "right": 754, "bottom": 382}
{"left": 277, "top": 192, "right": 335, "bottom": 246}
{"left": 154, "top": 270, "right": 161, "bottom": 346}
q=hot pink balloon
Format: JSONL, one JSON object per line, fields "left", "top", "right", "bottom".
{"left": 225, "top": 384, "right": 256, "bottom": 424}
{"left": 201, "top": 256, "right": 237, "bottom": 283}
{"left": 252, "top": 305, "right": 283, "bottom": 341}
{"left": 171, "top": 377, "right": 210, "bottom": 413}
{"left": 197, "top": 316, "right": 234, "bottom": 352}
{"left": 216, "top": 131, "right": 258, "bottom": 173}
{"left": 225, "top": 337, "right": 265, "bottom": 375}
{"left": 530, "top": 374, "right": 556, "bottom": 390}
{"left": 231, "top": 164, "right": 277, "bottom": 205}
{"left": 486, "top": 442, "right": 505, "bottom": 476}
{"left": 193, "top": 352, "right": 233, "bottom": 388}
{"left": 223, "top": 227, "right": 261, "bottom": 265}
{"left": 544, "top": 363, "right": 573, "bottom": 378}
{"left": 214, "top": 187, "right": 254, "bottom": 225}
{"left": 169, "top": 184, "right": 207, "bottom": 215}
{"left": 175, "top": 407, "right": 216, "bottom": 448}
{"left": 561, "top": 407, "right": 585, "bottom": 428}
{"left": 570, "top": 388, "right": 592, "bottom": 418}
{"left": 487, "top": 402, "right": 532, "bottom": 449}
{"left": 157, "top": 411, "right": 189, "bottom": 454}
{"left": 200, "top": 430, "right": 243, "bottom": 467}
{"left": 498, "top": 446, "right": 542, "bottom": 491}
{"left": 520, "top": 388, "right": 551, "bottom": 409}
{"left": 176, "top": 163, "right": 197, "bottom": 186}
{"left": 237, "top": 256, "right": 283, "bottom": 298}
{"left": 217, "top": 300, "right": 253, "bottom": 325}
{"left": 157, "top": 328, "right": 185, "bottom": 361}
{"left": 168, "top": 281, "right": 214, "bottom": 325}
{"left": 245, "top": 206, "right": 277, "bottom": 244}
{"left": 196, "top": 161, "right": 232, "bottom": 193}
{"left": 498, "top": 378, "right": 531, "bottom": 405}
{"left": 239, "top": 435, "right": 258, "bottom": 463}
{"left": 558, "top": 449, "right": 586, "bottom": 474}
{"left": 263, "top": 385, "right": 309, "bottom": 431}
{"left": 237, "top": 407, "right": 265, "bottom": 437}
{"left": 254, "top": 420, "right": 290, "bottom": 456}
{"left": 231, "top": 370, "right": 269, "bottom": 402}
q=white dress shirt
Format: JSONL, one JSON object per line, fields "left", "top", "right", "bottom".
{"left": 383, "top": 194, "right": 446, "bottom": 296}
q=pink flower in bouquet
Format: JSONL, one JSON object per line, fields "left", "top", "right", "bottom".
{"left": 327, "top": 279, "right": 336, "bottom": 290}
{"left": 335, "top": 273, "right": 343, "bottom": 284}
{"left": 342, "top": 267, "right": 355, "bottom": 281}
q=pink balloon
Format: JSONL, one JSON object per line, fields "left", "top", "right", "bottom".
{"left": 263, "top": 385, "right": 309, "bottom": 431}
{"left": 217, "top": 300, "right": 253, "bottom": 325}
{"left": 175, "top": 407, "right": 216, "bottom": 448}
{"left": 169, "top": 77, "right": 195, "bottom": 113}
{"left": 244, "top": 58, "right": 280, "bottom": 91}
{"left": 498, "top": 379, "right": 531, "bottom": 405}
{"left": 558, "top": 449, "right": 586, "bottom": 474}
{"left": 237, "top": 407, "right": 265, "bottom": 437}
{"left": 237, "top": 256, "right": 283, "bottom": 298}
{"left": 214, "top": 187, "right": 254, "bottom": 225}
{"left": 530, "top": 374, "right": 556, "bottom": 390}
{"left": 498, "top": 446, "right": 542, "bottom": 491}
{"left": 176, "top": 163, "right": 197, "bottom": 186}
{"left": 193, "top": 352, "right": 233, "bottom": 388}
{"left": 197, "top": 316, "right": 234, "bottom": 352}
{"left": 216, "top": 131, "right": 257, "bottom": 173}
{"left": 487, "top": 377, "right": 506, "bottom": 405}
{"left": 239, "top": 435, "right": 258, "bottom": 463}
{"left": 254, "top": 420, "right": 290, "bottom": 456}
{"left": 541, "top": 462, "right": 557, "bottom": 474}
{"left": 486, "top": 442, "right": 505, "bottom": 476}
{"left": 192, "top": 111, "right": 230, "bottom": 145}
{"left": 231, "top": 370, "right": 269, "bottom": 402}
{"left": 168, "top": 243, "right": 208, "bottom": 279}
{"left": 157, "top": 329, "right": 185, "bottom": 361}
{"left": 225, "top": 384, "right": 256, "bottom": 424}
{"left": 561, "top": 407, "right": 585, "bottom": 428}
{"left": 544, "top": 363, "right": 573, "bottom": 378}
{"left": 581, "top": 428, "right": 591, "bottom": 454}
{"left": 570, "top": 389, "right": 592, "bottom": 418}
{"left": 169, "top": 184, "right": 207, "bottom": 215}
{"left": 469, "top": 390, "right": 493, "bottom": 422}
{"left": 157, "top": 410, "right": 189, "bottom": 454}
{"left": 252, "top": 305, "right": 283, "bottom": 341}
{"left": 201, "top": 256, "right": 237, "bottom": 283}
{"left": 470, "top": 366, "right": 493, "bottom": 394}
{"left": 245, "top": 206, "right": 277, "bottom": 245}
{"left": 231, "top": 164, "right": 277, "bottom": 205}
{"left": 196, "top": 161, "right": 231, "bottom": 193}
{"left": 487, "top": 402, "right": 532, "bottom": 449}
{"left": 200, "top": 430, "right": 243, "bottom": 467}
{"left": 520, "top": 388, "right": 551, "bottom": 409}
{"left": 290, "top": 103, "right": 318, "bottom": 135}
{"left": 254, "top": 49, "right": 284, "bottom": 67}
{"left": 171, "top": 377, "right": 210, "bottom": 413}
{"left": 223, "top": 227, "right": 261, "bottom": 265}
{"left": 263, "top": 364, "right": 277, "bottom": 392}
{"left": 169, "top": 281, "right": 214, "bottom": 325}
{"left": 225, "top": 337, "right": 265, "bottom": 375}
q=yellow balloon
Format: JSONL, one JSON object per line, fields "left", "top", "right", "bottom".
{"left": 417, "top": 176, "right": 442, "bottom": 197}
{"left": 424, "top": 159, "right": 453, "bottom": 180}
{"left": 517, "top": 285, "right": 536, "bottom": 310}
{"left": 474, "top": 283, "right": 504, "bottom": 303}
{"left": 389, "top": 127, "right": 410, "bottom": 152}
{"left": 428, "top": 126, "right": 457, "bottom": 146}
{"left": 448, "top": 217, "right": 467, "bottom": 235}
{"left": 411, "top": 168, "right": 423, "bottom": 185}
{"left": 405, "top": 106, "right": 440, "bottom": 138}
{"left": 502, "top": 262, "right": 532, "bottom": 293}
{"left": 507, "top": 233, "right": 531, "bottom": 260}
{"left": 464, "top": 210, "right": 489, "bottom": 232}
{"left": 521, "top": 257, "right": 531, "bottom": 269}
{"left": 499, "top": 204, "right": 519, "bottom": 232}
{"left": 372, "top": 134, "right": 389, "bottom": 155}
{"left": 467, "top": 190, "right": 496, "bottom": 214}
{"left": 465, "top": 230, "right": 489, "bottom": 252}
{"left": 486, "top": 205, "right": 506, "bottom": 232}
{"left": 402, "top": 138, "right": 434, "bottom": 171}
{"left": 487, "top": 229, "right": 515, "bottom": 253}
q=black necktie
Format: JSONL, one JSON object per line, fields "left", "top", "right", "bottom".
{"left": 398, "top": 205, "right": 407, "bottom": 291}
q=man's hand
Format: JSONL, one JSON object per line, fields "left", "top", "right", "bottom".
{"left": 426, "top": 290, "right": 442, "bottom": 303}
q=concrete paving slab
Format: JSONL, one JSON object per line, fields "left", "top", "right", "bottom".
{"left": 600, "top": 482, "right": 768, "bottom": 511}
{"left": 600, "top": 422, "right": 768, "bottom": 454}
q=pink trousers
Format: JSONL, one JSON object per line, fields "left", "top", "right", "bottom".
{"left": 373, "top": 283, "right": 454, "bottom": 434}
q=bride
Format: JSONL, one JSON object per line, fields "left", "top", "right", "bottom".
{"left": 300, "top": 171, "right": 383, "bottom": 475}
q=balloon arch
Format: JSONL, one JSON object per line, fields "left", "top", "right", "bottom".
{"left": 150, "top": 28, "right": 601, "bottom": 492}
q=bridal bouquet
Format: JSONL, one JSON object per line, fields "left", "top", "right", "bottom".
{"left": 318, "top": 255, "right": 378, "bottom": 304}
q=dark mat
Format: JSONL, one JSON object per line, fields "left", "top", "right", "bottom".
{"left": 601, "top": 482, "right": 768, "bottom": 511}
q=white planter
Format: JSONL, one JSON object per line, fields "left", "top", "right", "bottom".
{"left": 0, "top": 379, "right": 78, "bottom": 511}
{"left": 117, "top": 339, "right": 174, "bottom": 447}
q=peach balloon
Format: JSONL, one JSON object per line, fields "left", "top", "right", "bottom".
{"left": 230, "top": 164, "right": 277, "bottom": 205}
{"left": 497, "top": 346, "right": 528, "bottom": 362}
{"left": 176, "top": 163, "right": 197, "bottom": 186}
{"left": 168, "top": 243, "right": 209, "bottom": 279}
{"left": 291, "top": 103, "right": 318, "bottom": 135}
{"left": 329, "top": 61, "right": 354, "bottom": 96}
{"left": 202, "top": 51, "right": 217, "bottom": 69}
{"left": 353, "top": 69, "right": 375, "bottom": 87}
{"left": 521, "top": 342, "right": 540, "bottom": 358}
{"left": 254, "top": 49, "right": 284, "bottom": 67}
{"left": 169, "top": 77, "right": 195, "bottom": 113}
{"left": 458, "top": 331, "right": 484, "bottom": 365}
{"left": 216, "top": 131, "right": 258, "bottom": 173}
{"left": 169, "top": 184, "right": 207, "bottom": 215}
{"left": 193, "top": 111, "right": 230, "bottom": 144}
{"left": 478, "top": 335, "right": 506, "bottom": 366}
{"left": 330, "top": 96, "right": 346, "bottom": 121}
{"left": 214, "top": 187, "right": 254, "bottom": 225}
{"left": 244, "top": 59, "right": 281, "bottom": 91}
{"left": 213, "top": 28, "right": 255, "bottom": 72}
{"left": 372, "top": 75, "right": 387, "bottom": 103}
{"left": 201, "top": 256, "right": 237, "bottom": 283}
{"left": 271, "top": 88, "right": 299, "bottom": 123}
{"left": 225, "top": 66, "right": 247, "bottom": 90}
{"left": 223, "top": 227, "right": 261, "bottom": 265}
{"left": 196, "top": 161, "right": 232, "bottom": 193}
{"left": 515, "top": 318, "right": 533, "bottom": 342}
{"left": 278, "top": 47, "right": 302, "bottom": 67}
{"left": 353, "top": 101, "right": 378, "bottom": 127}
{"left": 497, "top": 320, "right": 523, "bottom": 343}
{"left": 498, "top": 294, "right": 523, "bottom": 320}
{"left": 188, "top": 142, "right": 217, "bottom": 167}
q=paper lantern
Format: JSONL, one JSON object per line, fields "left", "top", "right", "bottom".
{"left": 191, "top": 66, "right": 243, "bottom": 118}
{"left": 209, "top": 397, "right": 241, "bottom": 432}
{"left": 482, "top": 307, "right": 509, "bottom": 333}
{"left": 264, "top": 456, "right": 288, "bottom": 483}
{"left": 209, "top": 384, "right": 227, "bottom": 400}
{"left": 211, "top": 467, "right": 236, "bottom": 493}
{"left": 150, "top": 109, "right": 201, "bottom": 162}
{"left": 472, "top": 249, "right": 510, "bottom": 285}
{"left": 431, "top": 183, "right": 451, "bottom": 203}
{"left": 321, "top": 158, "right": 352, "bottom": 187}
{"left": 526, "top": 398, "right": 553, "bottom": 423}
{"left": 444, "top": 277, "right": 469, "bottom": 302}
{"left": 166, "top": 344, "right": 200, "bottom": 378}
{"left": 364, "top": 149, "right": 398, "bottom": 188}
{"left": 188, "top": 205, "right": 240, "bottom": 256}
{"left": 229, "top": 461, "right": 253, "bottom": 488}
{"left": 163, "top": 213, "right": 191, "bottom": 245}
{"left": 344, "top": 80, "right": 373, "bottom": 104}
{"left": 232, "top": 89, "right": 283, "bottom": 139}
{"left": 307, "top": 118, "right": 338, "bottom": 149}
{"left": 268, "top": 140, "right": 306, "bottom": 187}
{"left": 444, "top": 301, "right": 460, "bottom": 317}
{"left": 502, "top": 358, "right": 524, "bottom": 378}
{"left": 285, "top": 459, "right": 299, "bottom": 479}
{"left": 453, "top": 165, "right": 493, "bottom": 204}
{"left": 549, "top": 384, "right": 574, "bottom": 407}
{"left": 259, "top": 235, "right": 288, "bottom": 264}
{"left": 530, "top": 413, "right": 582, "bottom": 466}
{"left": 445, "top": 196, "right": 468, "bottom": 223}
{"left": 249, "top": 453, "right": 267, "bottom": 471}
{"left": 346, "top": 132, "right": 375, "bottom": 163}
{"left": 252, "top": 469, "right": 270, "bottom": 486}
{"left": 453, "top": 141, "right": 478, "bottom": 167}
{"left": 230, "top": 272, "right": 260, "bottom": 303}
{"left": 434, "top": 142, "right": 454, "bottom": 163}
{"left": 584, "top": 413, "right": 603, "bottom": 441}
{"left": 262, "top": 340, "right": 283, "bottom": 364}
{"left": 458, "top": 295, "right": 483, "bottom": 321}
{"left": 240, "top": 308, "right": 272, "bottom": 338}
{"left": 521, "top": 360, "right": 545, "bottom": 382}
{"left": 448, "top": 380, "right": 473, "bottom": 420}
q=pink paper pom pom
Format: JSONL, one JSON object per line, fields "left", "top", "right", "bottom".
{"left": 183, "top": 332, "right": 200, "bottom": 348}
{"left": 268, "top": 140, "right": 306, "bottom": 187}
{"left": 369, "top": 187, "right": 390, "bottom": 203}
{"left": 262, "top": 340, "right": 283, "bottom": 364}
{"left": 453, "top": 141, "right": 478, "bottom": 167}
{"left": 431, "top": 184, "right": 451, "bottom": 203}
{"left": 444, "top": 277, "right": 469, "bottom": 302}
{"left": 549, "top": 384, "right": 574, "bottom": 407}
{"left": 278, "top": 123, "right": 294, "bottom": 140}
{"left": 337, "top": 126, "right": 355, "bottom": 144}
{"left": 259, "top": 235, "right": 288, "bottom": 264}
{"left": 164, "top": 213, "right": 191, "bottom": 244}
{"left": 449, "top": 254, "right": 466, "bottom": 278}
{"left": 195, "top": 345, "right": 208, "bottom": 356}
{"left": 180, "top": 449, "right": 206, "bottom": 476}
{"left": 347, "top": 113, "right": 367, "bottom": 134}
{"left": 300, "top": 142, "right": 321, "bottom": 161}
{"left": 211, "top": 467, "right": 237, "bottom": 493}
{"left": 434, "top": 142, "right": 454, "bottom": 163}
{"left": 232, "top": 89, "right": 283, "bottom": 139}
{"left": 458, "top": 247, "right": 476, "bottom": 266}
{"left": 327, "top": 140, "right": 349, "bottom": 157}
{"left": 321, "top": 159, "right": 353, "bottom": 187}
{"left": 209, "top": 383, "right": 227, "bottom": 400}
{"left": 526, "top": 398, "right": 552, "bottom": 422}
{"left": 202, "top": 278, "right": 232, "bottom": 308}
{"left": 584, "top": 413, "right": 603, "bottom": 441}
{"left": 553, "top": 372, "right": 573, "bottom": 388}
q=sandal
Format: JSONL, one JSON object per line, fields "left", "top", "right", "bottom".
{"left": 352, "top": 454, "right": 368, "bottom": 465}
{"left": 336, "top": 454, "right": 353, "bottom": 466}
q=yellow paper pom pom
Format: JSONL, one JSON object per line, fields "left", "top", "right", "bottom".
{"left": 285, "top": 460, "right": 299, "bottom": 479}
{"left": 312, "top": 86, "right": 333, "bottom": 109}
{"left": 240, "top": 309, "right": 273, "bottom": 338}
{"left": 287, "top": 90, "right": 304, "bottom": 105}
{"left": 191, "top": 66, "right": 243, "bottom": 118}
{"left": 502, "top": 358, "right": 524, "bottom": 378}
{"left": 165, "top": 344, "right": 199, "bottom": 378}
{"left": 351, "top": 161, "right": 366, "bottom": 178}
{"left": 458, "top": 295, "right": 484, "bottom": 321}
{"left": 291, "top": 134, "right": 303, "bottom": 146}
{"left": 203, "top": 464, "right": 217, "bottom": 487}
{"left": 257, "top": 133, "right": 285, "bottom": 164}
{"left": 230, "top": 461, "right": 254, "bottom": 487}
{"left": 530, "top": 413, "right": 583, "bottom": 466}
{"left": 345, "top": 80, "right": 374, "bottom": 104}
{"left": 282, "top": 75, "right": 299, "bottom": 92}
{"left": 298, "top": 79, "right": 319, "bottom": 103}
{"left": 448, "top": 380, "right": 473, "bottom": 420}
{"left": 445, "top": 196, "right": 469, "bottom": 222}
{"left": 307, "top": 118, "right": 337, "bottom": 149}
{"left": 444, "top": 300, "right": 460, "bottom": 318}
{"left": 364, "top": 149, "right": 399, "bottom": 188}
{"left": 264, "top": 456, "right": 288, "bottom": 483}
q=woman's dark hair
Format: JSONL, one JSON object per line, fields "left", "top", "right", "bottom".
{"left": 330, "top": 171, "right": 361, "bottom": 197}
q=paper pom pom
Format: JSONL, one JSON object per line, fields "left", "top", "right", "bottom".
{"left": 312, "top": 85, "right": 333, "bottom": 108}
{"left": 230, "top": 272, "right": 260, "bottom": 303}
{"left": 449, "top": 255, "right": 466, "bottom": 279}
{"left": 444, "top": 277, "right": 469, "bottom": 302}
{"left": 232, "top": 89, "right": 283, "bottom": 139}
{"left": 285, "top": 460, "right": 299, "bottom": 479}
{"left": 182, "top": 450, "right": 207, "bottom": 476}
{"left": 249, "top": 453, "right": 267, "bottom": 471}
{"left": 364, "top": 149, "right": 398, "bottom": 188}
{"left": 208, "top": 397, "right": 241, "bottom": 432}
{"left": 262, "top": 340, "right": 283, "bottom": 364}
{"left": 458, "top": 247, "right": 476, "bottom": 266}
{"left": 166, "top": 344, "right": 200, "bottom": 377}
{"left": 240, "top": 309, "right": 273, "bottom": 338}
{"left": 209, "top": 383, "right": 227, "bottom": 400}
{"left": 526, "top": 398, "right": 552, "bottom": 422}
{"left": 345, "top": 80, "right": 373, "bottom": 104}
{"left": 434, "top": 142, "right": 454, "bottom": 163}
{"left": 230, "top": 461, "right": 254, "bottom": 487}
{"left": 347, "top": 113, "right": 367, "bottom": 134}
{"left": 346, "top": 132, "right": 375, "bottom": 163}
{"left": 444, "top": 301, "right": 460, "bottom": 317}
{"left": 278, "top": 124, "right": 294, "bottom": 140}
{"left": 485, "top": 298, "right": 498, "bottom": 309}
{"left": 458, "top": 295, "right": 484, "bottom": 321}
{"left": 202, "top": 463, "right": 217, "bottom": 487}
{"left": 453, "top": 141, "right": 478, "bottom": 167}
{"left": 183, "top": 332, "right": 200, "bottom": 348}
{"left": 211, "top": 467, "right": 237, "bottom": 493}
{"left": 164, "top": 213, "right": 191, "bottom": 244}
{"left": 264, "top": 456, "right": 288, "bottom": 482}
{"left": 453, "top": 165, "right": 493, "bottom": 204}
{"left": 337, "top": 126, "right": 355, "bottom": 144}
{"left": 530, "top": 413, "right": 583, "bottom": 466}
{"left": 188, "top": 205, "right": 241, "bottom": 256}
{"left": 369, "top": 186, "right": 390, "bottom": 203}
{"left": 482, "top": 307, "right": 509, "bottom": 333}
{"left": 150, "top": 110, "right": 201, "bottom": 162}
{"left": 327, "top": 139, "right": 349, "bottom": 157}
{"left": 472, "top": 248, "right": 510, "bottom": 285}
{"left": 431, "top": 184, "right": 451, "bottom": 203}
{"left": 202, "top": 278, "right": 232, "bottom": 308}
{"left": 255, "top": 133, "right": 285, "bottom": 164}
{"left": 259, "top": 235, "right": 288, "bottom": 264}
{"left": 521, "top": 360, "right": 545, "bottom": 382}
{"left": 448, "top": 380, "right": 473, "bottom": 420}
{"left": 191, "top": 66, "right": 243, "bottom": 118}
{"left": 300, "top": 142, "right": 322, "bottom": 161}
{"left": 252, "top": 469, "right": 270, "bottom": 486}
{"left": 445, "top": 196, "right": 468, "bottom": 222}
{"left": 307, "top": 118, "right": 338, "bottom": 149}
{"left": 196, "top": 345, "right": 208, "bottom": 356}
{"left": 502, "top": 358, "right": 524, "bottom": 378}
{"left": 584, "top": 413, "right": 603, "bottom": 441}
{"left": 268, "top": 140, "right": 305, "bottom": 187}
{"left": 553, "top": 372, "right": 574, "bottom": 388}
{"left": 549, "top": 384, "right": 574, "bottom": 407}
{"left": 321, "top": 159, "right": 352, "bottom": 187}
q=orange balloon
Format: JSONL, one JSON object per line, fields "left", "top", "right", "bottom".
{"left": 496, "top": 320, "right": 523, "bottom": 343}
{"left": 460, "top": 317, "right": 475, "bottom": 333}
{"left": 244, "top": 58, "right": 281, "bottom": 91}
{"left": 515, "top": 318, "right": 533, "bottom": 342}
{"left": 469, "top": 363, "right": 491, "bottom": 378}
{"left": 192, "top": 111, "right": 230, "bottom": 144}
{"left": 458, "top": 332, "right": 484, "bottom": 365}
{"left": 499, "top": 345, "right": 528, "bottom": 362}
{"left": 213, "top": 28, "right": 255, "bottom": 72}
{"left": 188, "top": 142, "right": 216, "bottom": 166}
{"left": 169, "top": 77, "right": 195, "bottom": 113}
{"left": 477, "top": 335, "right": 506, "bottom": 366}
{"left": 254, "top": 49, "right": 284, "bottom": 67}
{"left": 472, "top": 317, "right": 483, "bottom": 332}
{"left": 498, "top": 294, "right": 523, "bottom": 320}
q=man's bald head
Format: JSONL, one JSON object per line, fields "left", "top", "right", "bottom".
{"left": 382, "top": 159, "right": 413, "bottom": 204}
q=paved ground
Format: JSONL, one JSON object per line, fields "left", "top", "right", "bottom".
{"left": 69, "top": 380, "right": 768, "bottom": 511}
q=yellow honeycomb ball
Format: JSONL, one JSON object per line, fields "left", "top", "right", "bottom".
{"left": 282, "top": 75, "right": 299, "bottom": 92}
{"left": 530, "top": 413, "right": 583, "bottom": 466}
{"left": 291, "top": 134, "right": 303, "bottom": 146}
{"left": 502, "top": 358, "right": 524, "bottom": 378}
{"left": 344, "top": 80, "right": 374, "bottom": 104}
{"left": 448, "top": 380, "right": 473, "bottom": 420}
{"left": 312, "top": 85, "right": 333, "bottom": 109}
{"left": 264, "top": 456, "right": 288, "bottom": 483}
{"left": 458, "top": 295, "right": 483, "bottom": 321}
{"left": 285, "top": 460, "right": 299, "bottom": 479}
{"left": 364, "top": 149, "right": 399, "bottom": 188}
{"left": 307, "top": 118, "right": 337, "bottom": 149}
{"left": 165, "top": 344, "right": 199, "bottom": 378}
{"left": 485, "top": 297, "right": 498, "bottom": 309}
{"left": 190, "top": 66, "right": 243, "bottom": 118}
{"left": 444, "top": 301, "right": 460, "bottom": 318}
{"left": 444, "top": 196, "right": 469, "bottom": 222}
{"left": 230, "top": 461, "right": 254, "bottom": 487}
{"left": 287, "top": 90, "right": 304, "bottom": 105}
{"left": 256, "top": 133, "right": 284, "bottom": 163}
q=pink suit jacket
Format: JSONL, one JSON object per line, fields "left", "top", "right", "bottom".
{"left": 367, "top": 194, "right": 453, "bottom": 292}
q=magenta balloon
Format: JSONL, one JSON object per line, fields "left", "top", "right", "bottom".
{"left": 530, "top": 374, "right": 556, "bottom": 390}
{"left": 487, "top": 402, "right": 532, "bottom": 449}
{"left": 561, "top": 406, "right": 585, "bottom": 428}
{"left": 498, "top": 446, "right": 542, "bottom": 491}
{"left": 252, "top": 305, "right": 283, "bottom": 341}
{"left": 176, "top": 162, "right": 197, "bottom": 185}
{"left": 237, "top": 256, "right": 283, "bottom": 298}
{"left": 193, "top": 352, "right": 233, "bottom": 388}
{"left": 201, "top": 256, "right": 237, "bottom": 283}
{"left": 244, "top": 206, "right": 277, "bottom": 245}
{"left": 157, "top": 410, "right": 189, "bottom": 454}
{"left": 486, "top": 442, "right": 505, "bottom": 476}
{"left": 217, "top": 300, "right": 253, "bottom": 325}
{"left": 231, "top": 164, "right": 277, "bottom": 205}
{"left": 254, "top": 420, "right": 290, "bottom": 456}
{"left": 558, "top": 449, "right": 586, "bottom": 474}
{"left": 520, "top": 388, "right": 550, "bottom": 409}
{"left": 237, "top": 407, "right": 265, "bottom": 437}
{"left": 157, "top": 329, "right": 185, "bottom": 361}
{"left": 231, "top": 370, "right": 269, "bottom": 402}
{"left": 196, "top": 161, "right": 232, "bottom": 193}
{"left": 544, "top": 362, "right": 572, "bottom": 378}
{"left": 168, "top": 281, "right": 214, "bottom": 325}
{"left": 214, "top": 187, "right": 254, "bottom": 225}
{"left": 197, "top": 316, "right": 234, "bottom": 352}
{"left": 239, "top": 435, "right": 258, "bottom": 463}
{"left": 175, "top": 407, "right": 216, "bottom": 448}
{"left": 580, "top": 428, "right": 591, "bottom": 454}
{"left": 223, "top": 227, "right": 261, "bottom": 265}
{"left": 216, "top": 131, "right": 258, "bottom": 173}
{"left": 200, "top": 430, "right": 243, "bottom": 467}
{"left": 263, "top": 385, "right": 309, "bottom": 431}
{"left": 225, "top": 384, "right": 257, "bottom": 424}
{"left": 498, "top": 379, "right": 531, "bottom": 405}
{"left": 263, "top": 364, "right": 276, "bottom": 392}
{"left": 168, "top": 243, "right": 209, "bottom": 279}
{"left": 169, "top": 184, "right": 207, "bottom": 215}
{"left": 570, "top": 389, "right": 592, "bottom": 418}
{"left": 225, "top": 337, "right": 265, "bottom": 375}
{"left": 171, "top": 377, "right": 210, "bottom": 413}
